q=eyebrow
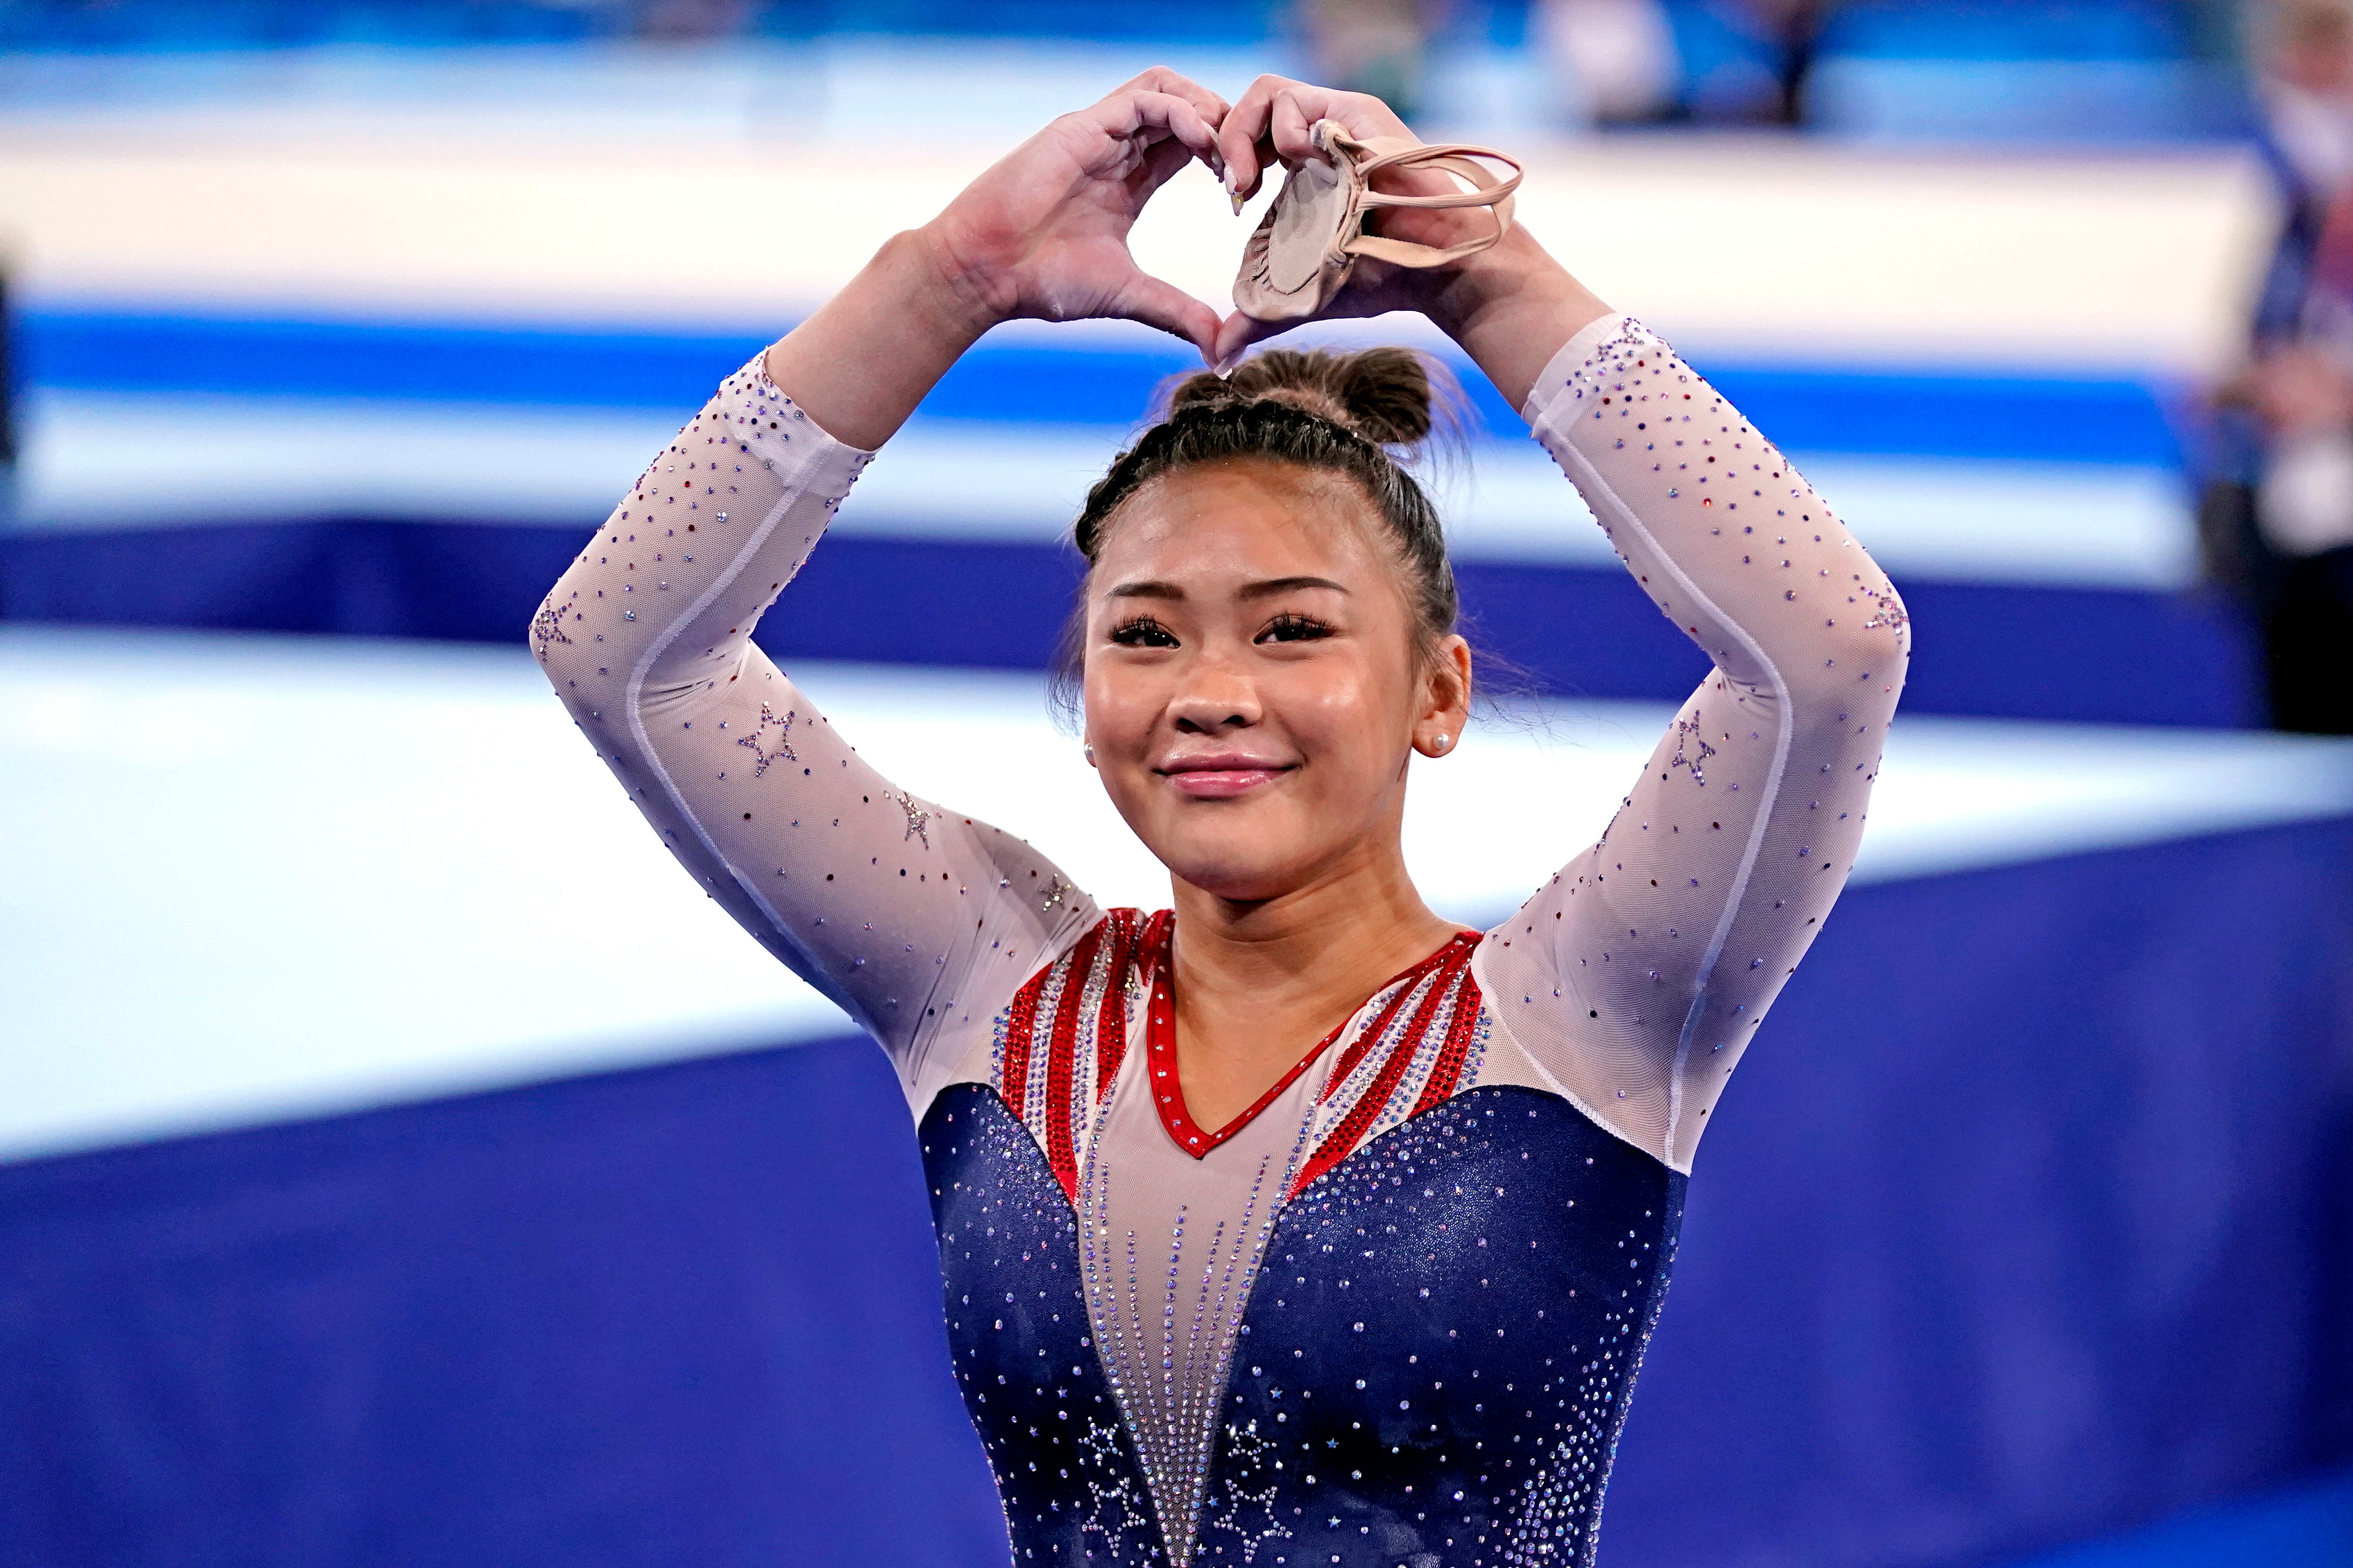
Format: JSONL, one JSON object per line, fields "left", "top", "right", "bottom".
{"left": 1104, "top": 576, "right": 1352, "bottom": 601}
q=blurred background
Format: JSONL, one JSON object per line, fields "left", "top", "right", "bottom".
{"left": 2, "top": 2, "right": 2352, "bottom": 1565}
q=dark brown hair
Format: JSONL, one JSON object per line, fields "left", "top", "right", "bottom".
{"left": 1051, "top": 346, "right": 1468, "bottom": 718}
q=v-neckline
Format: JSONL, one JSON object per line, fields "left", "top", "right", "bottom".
{"left": 1139, "top": 920, "right": 1482, "bottom": 1160}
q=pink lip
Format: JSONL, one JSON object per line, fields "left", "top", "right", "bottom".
{"left": 1157, "top": 755, "right": 1295, "bottom": 799}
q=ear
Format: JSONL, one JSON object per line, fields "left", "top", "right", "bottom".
{"left": 1412, "top": 634, "right": 1474, "bottom": 757}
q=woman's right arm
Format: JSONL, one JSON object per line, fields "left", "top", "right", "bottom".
{"left": 530, "top": 71, "right": 1230, "bottom": 1102}
{"left": 530, "top": 335, "right": 1100, "bottom": 1104}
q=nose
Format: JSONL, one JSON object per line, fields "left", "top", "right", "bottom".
{"left": 1168, "top": 653, "right": 1262, "bottom": 736}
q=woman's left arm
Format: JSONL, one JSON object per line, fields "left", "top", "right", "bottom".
{"left": 1448, "top": 242, "right": 1911, "bottom": 1176}
{"left": 1221, "top": 77, "right": 1909, "bottom": 1173}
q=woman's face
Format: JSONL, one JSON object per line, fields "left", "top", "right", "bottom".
{"left": 1081, "top": 458, "right": 1470, "bottom": 905}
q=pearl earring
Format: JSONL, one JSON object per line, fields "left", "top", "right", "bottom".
{"left": 1083, "top": 741, "right": 1097, "bottom": 766}
{"left": 1432, "top": 733, "right": 1450, "bottom": 753}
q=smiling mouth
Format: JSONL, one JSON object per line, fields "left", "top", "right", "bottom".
{"left": 1156, "top": 761, "right": 1296, "bottom": 799}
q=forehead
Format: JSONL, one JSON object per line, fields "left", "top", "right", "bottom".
{"left": 1092, "top": 459, "right": 1387, "bottom": 585}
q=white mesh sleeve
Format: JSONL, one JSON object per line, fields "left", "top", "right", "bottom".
{"left": 1480, "top": 314, "right": 1911, "bottom": 1173}
{"left": 531, "top": 356, "right": 1101, "bottom": 1105}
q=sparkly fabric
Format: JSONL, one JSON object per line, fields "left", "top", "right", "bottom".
{"left": 1055, "top": 922, "right": 1489, "bottom": 1562}
{"left": 996, "top": 909, "right": 1164, "bottom": 1202}
{"left": 926, "top": 1083, "right": 1679, "bottom": 1568}
{"left": 535, "top": 313, "right": 1906, "bottom": 1565}
{"left": 1483, "top": 312, "right": 1912, "bottom": 1172}
{"left": 923, "top": 1085, "right": 1165, "bottom": 1563}
{"left": 1203, "top": 1088, "right": 1682, "bottom": 1568}
{"left": 530, "top": 358, "right": 1103, "bottom": 1109}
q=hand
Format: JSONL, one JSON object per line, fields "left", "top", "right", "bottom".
{"left": 919, "top": 68, "right": 1231, "bottom": 362}
{"left": 1209, "top": 74, "right": 1532, "bottom": 367}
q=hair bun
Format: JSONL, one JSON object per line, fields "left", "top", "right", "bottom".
{"left": 1164, "top": 346, "right": 1449, "bottom": 450}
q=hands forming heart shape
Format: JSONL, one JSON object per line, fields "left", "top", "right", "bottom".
{"left": 918, "top": 68, "right": 1521, "bottom": 372}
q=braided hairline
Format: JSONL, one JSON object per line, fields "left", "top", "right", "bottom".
{"left": 1046, "top": 383, "right": 1470, "bottom": 726}
{"left": 1075, "top": 395, "right": 1425, "bottom": 561}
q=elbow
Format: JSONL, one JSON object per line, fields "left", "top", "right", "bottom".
{"left": 526, "top": 590, "right": 566, "bottom": 682}
{"left": 528, "top": 584, "right": 609, "bottom": 701}
{"left": 1786, "top": 617, "right": 1909, "bottom": 720}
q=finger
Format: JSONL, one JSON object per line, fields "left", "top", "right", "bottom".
{"left": 1216, "top": 73, "right": 1302, "bottom": 202}
{"left": 1115, "top": 271, "right": 1223, "bottom": 366}
{"left": 1091, "top": 88, "right": 1220, "bottom": 169}
{"left": 1220, "top": 75, "right": 1418, "bottom": 199}
{"left": 1132, "top": 132, "right": 1198, "bottom": 206}
{"left": 1211, "top": 309, "right": 1293, "bottom": 371}
{"left": 1117, "top": 66, "right": 1230, "bottom": 129}
{"left": 1267, "top": 88, "right": 1323, "bottom": 166}
{"left": 1212, "top": 269, "right": 1396, "bottom": 368}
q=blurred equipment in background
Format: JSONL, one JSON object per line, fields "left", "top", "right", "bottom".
{"left": 2203, "top": 0, "right": 2353, "bottom": 734}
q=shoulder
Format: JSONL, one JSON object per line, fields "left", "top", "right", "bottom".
{"left": 909, "top": 908, "right": 1167, "bottom": 1125}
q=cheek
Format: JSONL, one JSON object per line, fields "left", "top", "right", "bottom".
{"left": 1080, "top": 658, "right": 1157, "bottom": 749}
{"left": 1274, "top": 653, "right": 1412, "bottom": 768}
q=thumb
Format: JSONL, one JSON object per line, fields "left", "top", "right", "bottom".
{"left": 1210, "top": 309, "right": 1292, "bottom": 372}
{"left": 1111, "top": 270, "right": 1223, "bottom": 367}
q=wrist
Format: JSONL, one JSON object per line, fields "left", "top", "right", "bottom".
{"left": 1427, "top": 227, "right": 1588, "bottom": 341}
{"left": 758, "top": 226, "right": 1005, "bottom": 451}
{"left": 1427, "top": 226, "right": 1613, "bottom": 415}
{"left": 901, "top": 223, "right": 1016, "bottom": 345}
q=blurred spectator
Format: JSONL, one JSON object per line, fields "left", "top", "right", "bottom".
{"left": 1537, "top": 0, "right": 1838, "bottom": 128}
{"left": 2202, "top": 0, "right": 2353, "bottom": 733}
{"left": 632, "top": 0, "right": 752, "bottom": 41}
{"left": 1299, "top": 0, "right": 1450, "bottom": 121}
{"left": 1537, "top": 0, "right": 1682, "bottom": 122}
{"left": 2248, "top": 0, "right": 2353, "bottom": 333}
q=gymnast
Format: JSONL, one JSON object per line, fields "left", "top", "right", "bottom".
{"left": 531, "top": 68, "right": 1908, "bottom": 1567}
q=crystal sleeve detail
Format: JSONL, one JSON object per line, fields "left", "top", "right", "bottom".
{"left": 531, "top": 356, "right": 1101, "bottom": 1108}
{"left": 1482, "top": 314, "right": 1911, "bottom": 1173}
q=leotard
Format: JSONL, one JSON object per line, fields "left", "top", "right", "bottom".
{"left": 532, "top": 310, "right": 1910, "bottom": 1566}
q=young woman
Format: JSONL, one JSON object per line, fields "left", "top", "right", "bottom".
{"left": 533, "top": 69, "right": 1907, "bottom": 1568}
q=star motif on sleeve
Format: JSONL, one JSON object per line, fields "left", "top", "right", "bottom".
{"left": 735, "top": 704, "right": 796, "bottom": 776}
{"left": 893, "top": 790, "right": 931, "bottom": 849}
{"left": 1039, "top": 873, "right": 1069, "bottom": 912}
{"left": 529, "top": 596, "right": 575, "bottom": 660}
{"left": 1670, "top": 713, "right": 1718, "bottom": 786}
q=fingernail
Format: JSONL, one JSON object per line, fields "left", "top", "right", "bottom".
{"left": 1229, "top": 188, "right": 1245, "bottom": 216}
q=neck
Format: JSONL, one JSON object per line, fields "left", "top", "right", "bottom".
{"left": 1164, "top": 834, "right": 1469, "bottom": 1131}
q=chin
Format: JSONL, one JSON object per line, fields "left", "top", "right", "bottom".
{"left": 1153, "top": 831, "right": 1323, "bottom": 905}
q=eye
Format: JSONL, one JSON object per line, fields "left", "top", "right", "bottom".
{"left": 1108, "top": 615, "right": 1179, "bottom": 648}
{"left": 1256, "top": 612, "right": 1332, "bottom": 645}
